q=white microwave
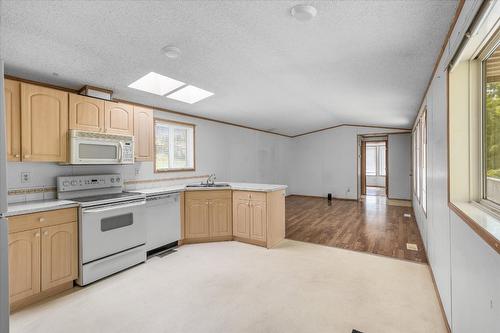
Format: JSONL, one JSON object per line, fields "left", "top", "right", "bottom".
{"left": 69, "top": 130, "right": 134, "bottom": 165}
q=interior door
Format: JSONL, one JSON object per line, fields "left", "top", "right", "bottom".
{"left": 361, "top": 141, "right": 367, "bottom": 195}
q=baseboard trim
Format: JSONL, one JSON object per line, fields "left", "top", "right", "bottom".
{"left": 286, "top": 194, "right": 358, "bottom": 201}
{"left": 420, "top": 242, "right": 451, "bottom": 332}
{"left": 10, "top": 281, "right": 74, "bottom": 313}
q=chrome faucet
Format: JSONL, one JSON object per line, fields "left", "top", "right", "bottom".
{"left": 206, "top": 174, "right": 216, "bottom": 185}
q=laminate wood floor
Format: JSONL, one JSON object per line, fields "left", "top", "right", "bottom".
{"left": 366, "top": 186, "right": 386, "bottom": 196}
{"left": 285, "top": 195, "right": 427, "bottom": 263}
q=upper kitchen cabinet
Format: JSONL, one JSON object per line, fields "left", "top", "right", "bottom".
{"left": 104, "top": 101, "right": 134, "bottom": 135}
{"left": 133, "top": 106, "right": 154, "bottom": 161}
{"left": 4, "top": 79, "right": 21, "bottom": 161}
{"left": 21, "top": 83, "right": 68, "bottom": 162}
{"left": 69, "top": 93, "right": 104, "bottom": 132}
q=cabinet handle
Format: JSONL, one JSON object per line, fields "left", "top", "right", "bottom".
{"left": 39, "top": 217, "right": 45, "bottom": 222}
{"left": 35, "top": 232, "right": 40, "bottom": 237}
{"left": 14, "top": 154, "right": 20, "bottom": 158}
{"left": 43, "top": 231, "right": 48, "bottom": 236}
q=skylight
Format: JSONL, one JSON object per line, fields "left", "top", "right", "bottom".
{"left": 128, "top": 72, "right": 185, "bottom": 96}
{"left": 166, "top": 85, "right": 214, "bottom": 104}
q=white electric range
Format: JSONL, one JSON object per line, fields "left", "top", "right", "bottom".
{"left": 57, "top": 174, "right": 147, "bottom": 286}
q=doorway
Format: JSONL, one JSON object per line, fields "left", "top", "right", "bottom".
{"left": 360, "top": 138, "right": 388, "bottom": 197}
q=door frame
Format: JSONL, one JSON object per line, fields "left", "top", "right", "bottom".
{"left": 358, "top": 135, "right": 389, "bottom": 198}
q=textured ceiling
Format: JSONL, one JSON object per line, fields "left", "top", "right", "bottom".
{"left": 1, "top": 0, "right": 458, "bottom": 136}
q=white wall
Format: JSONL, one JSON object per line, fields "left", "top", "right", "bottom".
{"left": 288, "top": 126, "right": 409, "bottom": 199}
{"left": 6, "top": 109, "right": 292, "bottom": 199}
{"left": 388, "top": 133, "right": 411, "bottom": 200}
{"left": 412, "top": 1, "right": 500, "bottom": 331}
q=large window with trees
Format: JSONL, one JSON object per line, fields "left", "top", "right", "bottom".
{"left": 154, "top": 119, "right": 195, "bottom": 172}
{"left": 483, "top": 42, "right": 500, "bottom": 205}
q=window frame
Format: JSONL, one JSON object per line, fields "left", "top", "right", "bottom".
{"left": 480, "top": 34, "right": 500, "bottom": 210}
{"left": 412, "top": 109, "right": 427, "bottom": 212}
{"left": 153, "top": 118, "right": 196, "bottom": 173}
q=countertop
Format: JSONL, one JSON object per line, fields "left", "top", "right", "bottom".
{"left": 6, "top": 183, "right": 288, "bottom": 215}
{"left": 6, "top": 199, "right": 79, "bottom": 217}
{"left": 132, "top": 183, "right": 288, "bottom": 196}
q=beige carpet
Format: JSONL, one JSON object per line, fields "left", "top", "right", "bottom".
{"left": 11, "top": 240, "right": 446, "bottom": 333}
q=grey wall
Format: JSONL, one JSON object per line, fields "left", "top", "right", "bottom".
{"left": 388, "top": 134, "right": 411, "bottom": 200}
{"left": 287, "top": 126, "right": 409, "bottom": 199}
{"left": 412, "top": 1, "right": 500, "bottom": 331}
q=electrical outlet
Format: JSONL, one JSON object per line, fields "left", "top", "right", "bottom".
{"left": 347, "top": 188, "right": 350, "bottom": 192}
{"left": 21, "top": 172, "right": 31, "bottom": 184}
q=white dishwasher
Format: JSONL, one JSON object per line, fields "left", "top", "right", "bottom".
{"left": 144, "top": 192, "right": 181, "bottom": 252}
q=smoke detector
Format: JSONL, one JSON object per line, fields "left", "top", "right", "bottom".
{"left": 290, "top": 5, "right": 317, "bottom": 21}
{"left": 161, "top": 45, "right": 181, "bottom": 59}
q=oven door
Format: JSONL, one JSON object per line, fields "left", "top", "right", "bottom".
{"left": 81, "top": 199, "right": 146, "bottom": 264}
{"left": 70, "top": 138, "right": 123, "bottom": 164}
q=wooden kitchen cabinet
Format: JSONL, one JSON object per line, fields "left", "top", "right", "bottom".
{"left": 21, "top": 83, "right": 68, "bottom": 162}
{"left": 185, "top": 197, "right": 210, "bottom": 239}
{"left": 41, "top": 222, "right": 78, "bottom": 291}
{"left": 8, "top": 208, "right": 78, "bottom": 310}
{"left": 133, "top": 106, "right": 154, "bottom": 161}
{"left": 69, "top": 93, "right": 105, "bottom": 132}
{"left": 4, "top": 79, "right": 21, "bottom": 161}
{"left": 184, "top": 190, "right": 232, "bottom": 242}
{"left": 104, "top": 101, "right": 134, "bottom": 135}
{"left": 8, "top": 229, "right": 41, "bottom": 303}
{"left": 232, "top": 190, "right": 285, "bottom": 248}
{"left": 209, "top": 198, "right": 232, "bottom": 237}
{"left": 233, "top": 196, "right": 251, "bottom": 238}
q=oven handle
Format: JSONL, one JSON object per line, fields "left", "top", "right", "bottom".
{"left": 82, "top": 200, "right": 146, "bottom": 214}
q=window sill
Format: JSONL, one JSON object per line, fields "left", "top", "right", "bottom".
{"left": 449, "top": 201, "right": 500, "bottom": 254}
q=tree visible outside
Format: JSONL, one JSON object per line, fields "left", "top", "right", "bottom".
{"left": 485, "top": 73, "right": 500, "bottom": 178}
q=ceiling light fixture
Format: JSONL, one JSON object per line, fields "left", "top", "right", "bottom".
{"left": 166, "top": 85, "right": 214, "bottom": 104}
{"left": 128, "top": 72, "right": 185, "bottom": 96}
{"left": 290, "top": 4, "right": 317, "bottom": 21}
{"left": 161, "top": 45, "right": 181, "bottom": 59}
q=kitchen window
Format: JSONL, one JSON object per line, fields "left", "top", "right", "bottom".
{"left": 154, "top": 119, "right": 195, "bottom": 172}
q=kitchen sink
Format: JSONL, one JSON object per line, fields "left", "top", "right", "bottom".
{"left": 186, "top": 183, "right": 231, "bottom": 188}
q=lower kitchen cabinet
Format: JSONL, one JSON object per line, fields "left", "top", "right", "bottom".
{"left": 232, "top": 190, "right": 285, "bottom": 248}
{"left": 7, "top": 208, "right": 78, "bottom": 310}
{"left": 184, "top": 190, "right": 232, "bottom": 242}
{"left": 41, "top": 222, "right": 78, "bottom": 291}
{"left": 8, "top": 229, "right": 41, "bottom": 303}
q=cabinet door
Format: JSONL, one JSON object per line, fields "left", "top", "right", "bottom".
{"left": 133, "top": 106, "right": 154, "bottom": 161}
{"left": 233, "top": 198, "right": 251, "bottom": 239}
{"left": 41, "top": 223, "right": 78, "bottom": 291}
{"left": 5, "top": 79, "right": 21, "bottom": 161}
{"left": 21, "top": 83, "right": 68, "bottom": 162}
{"left": 9, "top": 229, "right": 41, "bottom": 303}
{"left": 209, "top": 198, "right": 232, "bottom": 237}
{"left": 69, "top": 93, "right": 104, "bottom": 132}
{"left": 250, "top": 200, "right": 267, "bottom": 242}
{"left": 185, "top": 199, "right": 210, "bottom": 239}
{"left": 104, "top": 101, "right": 133, "bottom": 135}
